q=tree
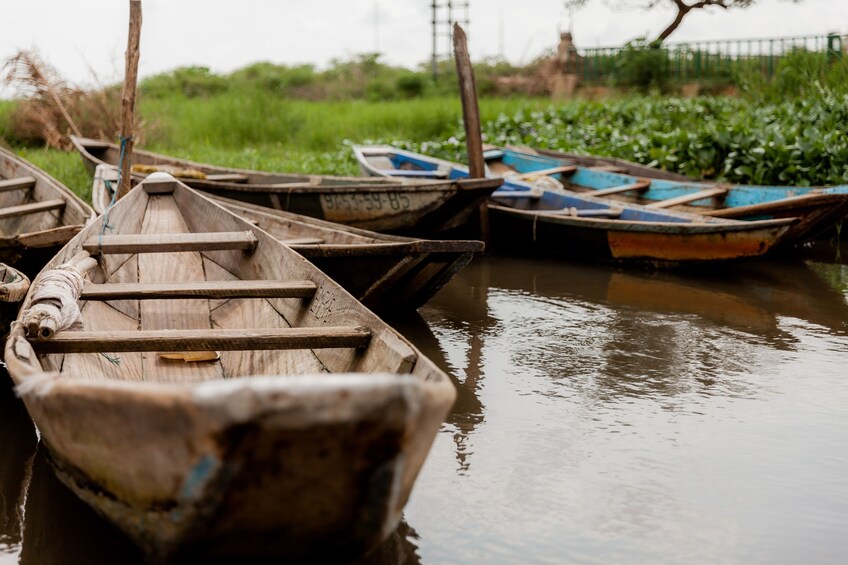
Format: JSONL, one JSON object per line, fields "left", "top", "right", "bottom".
{"left": 565, "top": 0, "right": 760, "bottom": 44}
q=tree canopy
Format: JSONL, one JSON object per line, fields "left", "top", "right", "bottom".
{"left": 565, "top": 0, "right": 759, "bottom": 44}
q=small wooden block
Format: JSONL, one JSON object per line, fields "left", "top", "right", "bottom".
{"left": 142, "top": 181, "right": 176, "bottom": 194}
{"left": 0, "top": 199, "right": 65, "bottom": 220}
{"left": 82, "top": 231, "right": 258, "bottom": 255}
{"left": 0, "top": 176, "right": 36, "bottom": 192}
{"left": 30, "top": 326, "right": 373, "bottom": 353}
{"left": 81, "top": 280, "right": 318, "bottom": 300}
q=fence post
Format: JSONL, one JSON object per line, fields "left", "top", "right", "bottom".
{"left": 827, "top": 32, "right": 842, "bottom": 63}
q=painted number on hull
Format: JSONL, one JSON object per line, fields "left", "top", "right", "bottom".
{"left": 321, "top": 192, "right": 411, "bottom": 212}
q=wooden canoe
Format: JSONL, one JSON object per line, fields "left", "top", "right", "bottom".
{"left": 0, "top": 146, "right": 94, "bottom": 276}
{"left": 4, "top": 173, "right": 456, "bottom": 561}
{"left": 355, "top": 145, "right": 796, "bottom": 266}
{"left": 72, "top": 136, "right": 501, "bottom": 235}
{"left": 92, "top": 165, "right": 483, "bottom": 312}
{"left": 482, "top": 147, "right": 848, "bottom": 246}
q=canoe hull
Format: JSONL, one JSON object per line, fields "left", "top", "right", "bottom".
{"left": 33, "top": 375, "right": 440, "bottom": 561}
{"left": 196, "top": 180, "right": 497, "bottom": 234}
{"left": 489, "top": 205, "right": 791, "bottom": 266}
{"left": 73, "top": 136, "right": 500, "bottom": 235}
{"left": 6, "top": 177, "right": 455, "bottom": 561}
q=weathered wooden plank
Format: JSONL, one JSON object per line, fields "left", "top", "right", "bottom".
{"left": 645, "top": 187, "right": 728, "bottom": 209}
{"left": 280, "top": 237, "right": 325, "bottom": 246}
{"left": 31, "top": 327, "right": 372, "bottom": 353}
{"left": 0, "top": 199, "right": 65, "bottom": 220}
{"left": 82, "top": 231, "right": 257, "bottom": 254}
{"left": 137, "top": 194, "right": 223, "bottom": 382}
{"left": 591, "top": 180, "right": 652, "bottom": 197}
{"left": 0, "top": 176, "right": 36, "bottom": 192}
{"left": 206, "top": 174, "right": 249, "bottom": 183}
{"left": 82, "top": 280, "right": 318, "bottom": 300}
{"left": 541, "top": 207, "right": 623, "bottom": 218}
{"left": 516, "top": 165, "right": 577, "bottom": 179}
{"left": 492, "top": 190, "right": 542, "bottom": 199}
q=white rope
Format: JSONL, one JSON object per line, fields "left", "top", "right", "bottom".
{"left": 20, "top": 261, "right": 87, "bottom": 338}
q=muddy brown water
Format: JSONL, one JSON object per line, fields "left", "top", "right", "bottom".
{"left": 1, "top": 247, "right": 847, "bottom": 564}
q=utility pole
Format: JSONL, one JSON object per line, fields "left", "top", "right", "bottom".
{"left": 431, "top": 1, "right": 470, "bottom": 80}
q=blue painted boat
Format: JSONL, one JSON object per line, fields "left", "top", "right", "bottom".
{"left": 354, "top": 146, "right": 796, "bottom": 266}
{"left": 492, "top": 147, "right": 848, "bottom": 245}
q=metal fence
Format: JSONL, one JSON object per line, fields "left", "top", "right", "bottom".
{"left": 572, "top": 34, "right": 844, "bottom": 84}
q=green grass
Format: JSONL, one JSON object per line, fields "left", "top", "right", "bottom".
{"left": 14, "top": 147, "right": 92, "bottom": 201}
{"left": 138, "top": 96, "right": 547, "bottom": 176}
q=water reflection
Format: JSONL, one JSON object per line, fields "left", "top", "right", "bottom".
{"left": 0, "top": 379, "right": 36, "bottom": 555}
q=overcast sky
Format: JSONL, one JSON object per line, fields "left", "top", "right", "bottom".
{"left": 1, "top": 0, "right": 846, "bottom": 93}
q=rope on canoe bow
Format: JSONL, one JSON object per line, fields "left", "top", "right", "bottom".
{"left": 97, "top": 136, "right": 133, "bottom": 256}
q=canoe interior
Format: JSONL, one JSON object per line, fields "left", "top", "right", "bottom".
{"left": 0, "top": 147, "right": 94, "bottom": 274}
{"left": 357, "top": 146, "right": 733, "bottom": 224}
{"left": 31, "top": 183, "right": 429, "bottom": 383}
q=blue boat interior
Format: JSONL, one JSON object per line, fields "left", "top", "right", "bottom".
{"left": 379, "top": 150, "right": 696, "bottom": 223}
{"left": 378, "top": 147, "right": 848, "bottom": 212}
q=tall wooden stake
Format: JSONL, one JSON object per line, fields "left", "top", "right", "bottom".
{"left": 452, "top": 23, "right": 489, "bottom": 240}
{"left": 117, "top": 0, "right": 142, "bottom": 200}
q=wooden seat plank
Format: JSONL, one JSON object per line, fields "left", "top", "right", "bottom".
{"left": 82, "top": 231, "right": 258, "bottom": 254}
{"left": 591, "top": 180, "right": 652, "bottom": 197}
{"left": 0, "top": 176, "right": 36, "bottom": 192}
{"left": 645, "top": 187, "right": 728, "bottom": 209}
{"left": 492, "top": 190, "right": 542, "bottom": 199}
{"left": 30, "top": 326, "right": 373, "bottom": 353}
{"left": 0, "top": 199, "right": 65, "bottom": 220}
{"left": 81, "top": 280, "right": 318, "bottom": 300}
{"left": 516, "top": 165, "right": 577, "bottom": 179}
{"left": 541, "top": 207, "right": 622, "bottom": 218}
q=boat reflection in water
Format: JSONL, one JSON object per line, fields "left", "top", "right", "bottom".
{"left": 0, "top": 376, "right": 37, "bottom": 554}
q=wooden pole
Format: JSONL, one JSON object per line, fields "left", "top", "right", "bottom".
{"left": 117, "top": 0, "right": 142, "bottom": 200}
{"left": 452, "top": 23, "right": 489, "bottom": 240}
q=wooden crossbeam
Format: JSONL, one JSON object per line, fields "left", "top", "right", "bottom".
{"left": 0, "top": 199, "right": 65, "bottom": 220}
{"left": 542, "top": 207, "right": 622, "bottom": 218}
{"left": 29, "top": 326, "right": 372, "bottom": 353}
{"left": 492, "top": 190, "right": 542, "bottom": 199}
{"left": 81, "top": 280, "right": 318, "bottom": 300}
{"left": 82, "top": 231, "right": 258, "bottom": 255}
{"left": 0, "top": 176, "right": 36, "bottom": 192}
{"left": 588, "top": 165, "right": 627, "bottom": 173}
{"left": 591, "top": 180, "right": 652, "bottom": 197}
{"left": 645, "top": 187, "right": 728, "bottom": 209}
{"left": 516, "top": 165, "right": 577, "bottom": 179}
